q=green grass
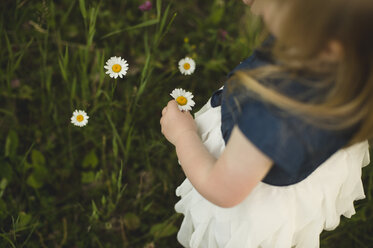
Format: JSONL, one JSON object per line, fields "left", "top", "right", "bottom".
{"left": 0, "top": 0, "right": 372, "bottom": 247}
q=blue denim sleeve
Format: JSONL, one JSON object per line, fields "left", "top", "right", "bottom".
{"left": 236, "top": 98, "right": 307, "bottom": 177}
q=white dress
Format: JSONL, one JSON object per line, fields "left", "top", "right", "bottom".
{"left": 174, "top": 94, "right": 370, "bottom": 248}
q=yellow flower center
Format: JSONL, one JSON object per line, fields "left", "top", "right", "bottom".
{"left": 112, "top": 64, "right": 122, "bottom": 73}
{"left": 76, "top": 115, "right": 84, "bottom": 122}
{"left": 183, "top": 63, "right": 191, "bottom": 70}
{"left": 176, "top": 96, "right": 187, "bottom": 106}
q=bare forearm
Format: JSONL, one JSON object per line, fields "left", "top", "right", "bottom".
{"left": 175, "top": 131, "right": 216, "bottom": 192}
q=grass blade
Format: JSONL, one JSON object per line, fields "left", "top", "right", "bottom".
{"left": 101, "top": 19, "right": 159, "bottom": 39}
{"left": 79, "top": 0, "right": 87, "bottom": 20}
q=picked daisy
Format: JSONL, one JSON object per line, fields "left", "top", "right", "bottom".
{"left": 104, "top": 56, "right": 129, "bottom": 79}
{"left": 71, "top": 110, "right": 89, "bottom": 127}
{"left": 170, "top": 88, "right": 195, "bottom": 111}
{"left": 178, "top": 57, "right": 196, "bottom": 75}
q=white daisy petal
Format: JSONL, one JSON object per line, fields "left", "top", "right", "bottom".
{"left": 178, "top": 57, "right": 196, "bottom": 75}
{"left": 104, "top": 56, "right": 129, "bottom": 79}
{"left": 71, "top": 110, "right": 89, "bottom": 127}
{"left": 170, "top": 88, "right": 195, "bottom": 111}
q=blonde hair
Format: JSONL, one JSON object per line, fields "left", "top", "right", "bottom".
{"left": 231, "top": 0, "right": 373, "bottom": 145}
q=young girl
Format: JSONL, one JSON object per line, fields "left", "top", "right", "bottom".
{"left": 160, "top": 0, "right": 372, "bottom": 247}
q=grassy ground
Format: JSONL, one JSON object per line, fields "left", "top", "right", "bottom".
{"left": 0, "top": 0, "right": 372, "bottom": 247}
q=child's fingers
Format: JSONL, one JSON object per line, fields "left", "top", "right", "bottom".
{"left": 182, "top": 110, "right": 191, "bottom": 116}
{"left": 167, "top": 99, "right": 178, "bottom": 107}
{"left": 159, "top": 116, "right": 165, "bottom": 134}
{"left": 167, "top": 100, "right": 181, "bottom": 112}
{"left": 162, "top": 106, "right": 167, "bottom": 115}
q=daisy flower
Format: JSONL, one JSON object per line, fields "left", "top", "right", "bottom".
{"left": 178, "top": 57, "right": 196, "bottom": 75}
{"left": 170, "top": 88, "right": 195, "bottom": 111}
{"left": 104, "top": 56, "right": 129, "bottom": 79}
{"left": 71, "top": 110, "right": 89, "bottom": 127}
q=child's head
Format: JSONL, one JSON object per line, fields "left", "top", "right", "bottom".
{"left": 236, "top": 0, "right": 373, "bottom": 144}
{"left": 247, "top": 0, "right": 285, "bottom": 38}
{"left": 248, "top": 0, "right": 372, "bottom": 59}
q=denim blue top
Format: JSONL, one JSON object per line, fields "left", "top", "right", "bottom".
{"left": 210, "top": 37, "right": 354, "bottom": 186}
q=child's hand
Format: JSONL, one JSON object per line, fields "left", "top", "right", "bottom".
{"left": 160, "top": 100, "right": 198, "bottom": 146}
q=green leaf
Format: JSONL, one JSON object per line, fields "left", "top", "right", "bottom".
{"left": 117, "top": 161, "right": 123, "bottom": 193}
{"left": 143, "top": 202, "right": 153, "bottom": 212}
{"left": 112, "top": 136, "right": 118, "bottom": 158}
{"left": 13, "top": 38, "right": 33, "bottom": 71}
{"left": 81, "top": 171, "right": 95, "bottom": 183}
{"left": 0, "top": 233, "right": 16, "bottom": 248}
{"left": 0, "top": 179, "right": 7, "bottom": 189}
{"left": 150, "top": 222, "right": 178, "bottom": 239}
{"left": 208, "top": 5, "right": 224, "bottom": 25}
{"left": 0, "top": 178, "right": 7, "bottom": 198}
{"left": 58, "top": 57, "right": 68, "bottom": 82}
{"left": 0, "top": 108, "right": 14, "bottom": 118}
{"left": 45, "top": 66, "right": 53, "bottom": 94}
{"left": 33, "top": 163, "right": 48, "bottom": 179}
{"left": 26, "top": 153, "right": 48, "bottom": 189}
{"left": 101, "top": 19, "right": 159, "bottom": 39}
{"left": 123, "top": 213, "right": 140, "bottom": 231}
{"left": 61, "top": 1, "right": 76, "bottom": 26}
{"left": 82, "top": 150, "right": 98, "bottom": 168}
{"left": 5, "top": 130, "right": 18, "bottom": 158}
{"left": 105, "top": 222, "right": 112, "bottom": 230}
{"left": 26, "top": 173, "right": 43, "bottom": 189}
{"left": 90, "top": 200, "right": 100, "bottom": 221}
{"left": 0, "top": 199, "right": 8, "bottom": 220}
{"left": 159, "top": 4, "right": 170, "bottom": 35}
{"left": 0, "top": 161, "right": 13, "bottom": 181}
{"left": 79, "top": 0, "right": 87, "bottom": 19}
{"left": 31, "top": 150, "right": 45, "bottom": 166}
{"left": 156, "top": 12, "right": 177, "bottom": 46}
{"left": 24, "top": 161, "right": 33, "bottom": 170}
{"left": 95, "top": 170, "right": 103, "bottom": 181}
{"left": 101, "top": 195, "right": 106, "bottom": 206}
{"left": 70, "top": 77, "right": 77, "bottom": 101}
{"left": 204, "top": 58, "right": 226, "bottom": 72}
{"left": 4, "top": 32, "right": 13, "bottom": 60}
{"left": 156, "top": 0, "right": 161, "bottom": 20}
{"left": 17, "top": 212, "right": 32, "bottom": 229}
{"left": 106, "top": 112, "right": 126, "bottom": 158}
{"left": 18, "top": 85, "right": 34, "bottom": 100}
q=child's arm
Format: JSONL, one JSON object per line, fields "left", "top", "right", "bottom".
{"left": 160, "top": 100, "right": 273, "bottom": 208}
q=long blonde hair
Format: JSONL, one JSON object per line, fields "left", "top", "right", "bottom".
{"left": 231, "top": 0, "right": 373, "bottom": 145}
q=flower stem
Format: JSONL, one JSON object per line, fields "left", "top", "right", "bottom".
{"left": 111, "top": 79, "right": 117, "bottom": 101}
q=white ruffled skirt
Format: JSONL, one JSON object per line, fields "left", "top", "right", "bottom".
{"left": 174, "top": 96, "right": 370, "bottom": 248}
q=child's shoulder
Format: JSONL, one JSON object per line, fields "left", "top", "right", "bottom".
{"left": 222, "top": 81, "right": 354, "bottom": 185}
{"left": 220, "top": 65, "right": 354, "bottom": 186}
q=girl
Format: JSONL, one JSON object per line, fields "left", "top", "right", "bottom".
{"left": 160, "top": 0, "right": 372, "bottom": 247}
